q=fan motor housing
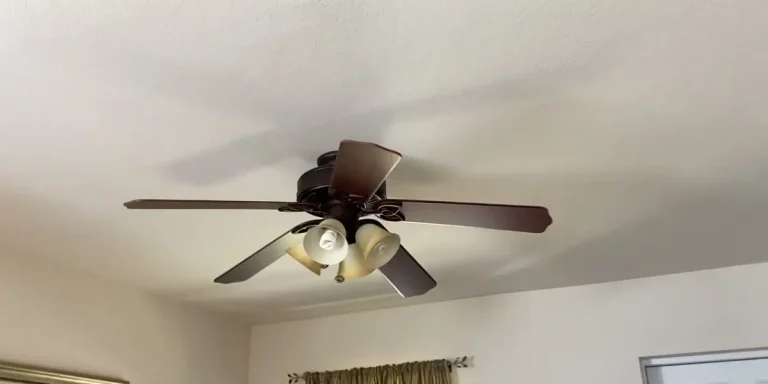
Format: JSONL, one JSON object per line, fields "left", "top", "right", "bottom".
{"left": 296, "top": 151, "right": 387, "bottom": 218}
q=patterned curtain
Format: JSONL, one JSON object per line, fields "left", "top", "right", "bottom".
{"left": 304, "top": 360, "right": 452, "bottom": 384}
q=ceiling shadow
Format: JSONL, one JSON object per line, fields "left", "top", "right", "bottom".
{"left": 106, "top": 19, "right": 624, "bottom": 185}
{"left": 0, "top": 186, "right": 160, "bottom": 285}
{"left": 451, "top": 181, "right": 768, "bottom": 298}
{"left": 167, "top": 61, "right": 615, "bottom": 185}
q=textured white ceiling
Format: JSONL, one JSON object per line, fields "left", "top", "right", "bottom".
{"left": 1, "top": 1, "right": 767, "bottom": 323}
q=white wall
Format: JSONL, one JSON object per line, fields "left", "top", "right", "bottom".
{"left": 0, "top": 255, "right": 251, "bottom": 384}
{"left": 250, "top": 263, "right": 768, "bottom": 384}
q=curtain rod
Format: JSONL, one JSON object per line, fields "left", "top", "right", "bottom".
{"left": 287, "top": 357, "right": 472, "bottom": 383}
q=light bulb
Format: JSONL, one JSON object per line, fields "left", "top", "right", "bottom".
{"left": 319, "top": 229, "right": 337, "bottom": 250}
{"left": 374, "top": 243, "right": 390, "bottom": 254}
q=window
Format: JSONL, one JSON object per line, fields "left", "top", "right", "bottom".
{"left": 640, "top": 348, "right": 768, "bottom": 384}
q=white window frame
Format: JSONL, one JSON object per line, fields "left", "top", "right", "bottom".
{"left": 639, "top": 347, "right": 768, "bottom": 384}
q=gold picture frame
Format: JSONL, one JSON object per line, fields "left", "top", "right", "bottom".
{"left": 0, "top": 361, "right": 127, "bottom": 384}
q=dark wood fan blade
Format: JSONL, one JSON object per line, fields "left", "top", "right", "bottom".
{"left": 378, "top": 245, "right": 436, "bottom": 297}
{"left": 381, "top": 199, "right": 553, "bottom": 233}
{"left": 214, "top": 220, "right": 321, "bottom": 284}
{"left": 124, "top": 199, "right": 292, "bottom": 210}
{"left": 329, "top": 140, "right": 402, "bottom": 201}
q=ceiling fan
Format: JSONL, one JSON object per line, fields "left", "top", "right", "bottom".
{"left": 124, "top": 140, "right": 553, "bottom": 297}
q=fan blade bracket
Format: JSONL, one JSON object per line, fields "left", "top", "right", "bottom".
{"left": 277, "top": 202, "right": 324, "bottom": 216}
{"left": 371, "top": 200, "right": 406, "bottom": 222}
{"left": 290, "top": 219, "right": 323, "bottom": 234}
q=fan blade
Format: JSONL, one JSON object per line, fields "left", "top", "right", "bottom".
{"left": 381, "top": 199, "right": 552, "bottom": 233}
{"left": 214, "top": 220, "right": 320, "bottom": 284}
{"left": 124, "top": 199, "right": 292, "bottom": 210}
{"left": 378, "top": 245, "right": 436, "bottom": 297}
{"left": 329, "top": 140, "right": 402, "bottom": 201}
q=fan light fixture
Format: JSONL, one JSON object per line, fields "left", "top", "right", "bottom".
{"left": 307, "top": 222, "right": 401, "bottom": 283}
{"left": 356, "top": 223, "right": 401, "bottom": 269}
{"left": 305, "top": 221, "right": 401, "bottom": 280}
{"left": 304, "top": 219, "right": 400, "bottom": 274}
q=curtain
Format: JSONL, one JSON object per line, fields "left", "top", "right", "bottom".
{"left": 304, "top": 360, "right": 451, "bottom": 384}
